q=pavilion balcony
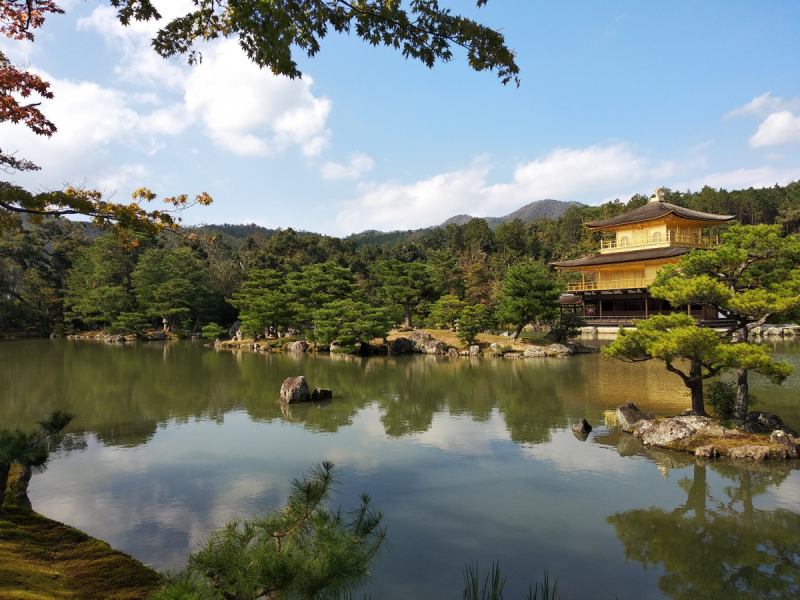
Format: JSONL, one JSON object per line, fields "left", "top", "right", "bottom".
{"left": 599, "top": 233, "right": 719, "bottom": 254}
{"left": 566, "top": 276, "right": 656, "bottom": 292}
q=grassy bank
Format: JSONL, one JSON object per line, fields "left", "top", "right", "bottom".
{"left": 0, "top": 507, "right": 162, "bottom": 600}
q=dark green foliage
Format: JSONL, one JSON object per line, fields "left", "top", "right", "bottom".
{"left": 312, "top": 299, "right": 391, "bottom": 348}
{"left": 201, "top": 323, "right": 226, "bottom": 340}
{"left": 374, "top": 259, "right": 435, "bottom": 328}
{"left": 107, "top": 312, "right": 150, "bottom": 336}
{"left": 427, "top": 294, "right": 465, "bottom": 329}
{"left": 457, "top": 304, "right": 491, "bottom": 347}
{"left": 496, "top": 264, "right": 562, "bottom": 339}
{"left": 228, "top": 269, "right": 289, "bottom": 338}
{"left": 148, "top": 462, "right": 386, "bottom": 600}
{"left": 0, "top": 410, "right": 74, "bottom": 507}
{"left": 548, "top": 312, "right": 586, "bottom": 343}
{"left": 705, "top": 381, "right": 757, "bottom": 419}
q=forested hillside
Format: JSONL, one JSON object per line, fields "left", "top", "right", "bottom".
{"left": 2, "top": 183, "right": 798, "bottom": 336}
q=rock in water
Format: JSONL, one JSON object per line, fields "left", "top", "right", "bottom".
{"left": 523, "top": 345, "right": 547, "bottom": 357}
{"left": 572, "top": 418, "right": 592, "bottom": 435}
{"left": 447, "top": 348, "right": 459, "bottom": 358}
{"left": 616, "top": 402, "right": 655, "bottom": 432}
{"left": 229, "top": 321, "right": 242, "bottom": 339}
{"left": 285, "top": 340, "right": 309, "bottom": 353}
{"left": 469, "top": 345, "right": 480, "bottom": 356}
{"left": 389, "top": 337, "right": 413, "bottom": 354}
{"left": 311, "top": 387, "right": 333, "bottom": 400}
{"left": 695, "top": 445, "right": 718, "bottom": 459}
{"left": 546, "top": 343, "right": 572, "bottom": 356}
{"left": 280, "top": 376, "right": 310, "bottom": 404}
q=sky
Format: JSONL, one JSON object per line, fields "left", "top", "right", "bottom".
{"left": 2, "top": 1, "right": 800, "bottom": 236}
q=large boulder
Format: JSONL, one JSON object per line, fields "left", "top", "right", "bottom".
{"left": 524, "top": 345, "right": 547, "bottom": 357}
{"left": 421, "top": 340, "right": 447, "bottom": 354}
{"left": 447, "top": 348, "right": 459, "bottom": 358}
{"left": 469, "top": 345, "right": 480, "bottom": 356}
{"left": 311, "top": 387, "right": 333, "bottom": 400}
{"left": 389, "top": 337, "right": 413, "bottom": 354}
{"left": 285, "top": 340, "right": 309, "bottom": 353}
{"left": 280, "top": 376, "right": 310, "bottom": 404}
{"left": 745, "top": 411, "right": 797, "bottom": 436}
{"left": 572, "top": 418, "right": 592, "bottom": 435}
{"left": 228, "top": 321, "right": 242, "bottom": 339}
{"left": 641, "top": 416, "right": 725, "bottom": 447}
{"left": 728, "top": 445, "right": 772, "bottom": 461}
{"left": 147, "top": 330, "right": 167, "bottom": 341}
{"left": 408, "top": 330, "right": 432, "bottom": 350}
{"left": 546, "top": 343, "right": 572, "bottom": 357}
{"left": 616, "top": 402, "right": 655, "bottom": 432}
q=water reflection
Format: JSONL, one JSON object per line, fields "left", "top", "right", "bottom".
{"left": 608, "top": 462, "right": 800, "bottom": 599}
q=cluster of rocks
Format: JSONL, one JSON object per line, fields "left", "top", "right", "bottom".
{"left": 279, "top": 376, "right": 333, "bottom": 404}
{"left": 616, "top": 401, "right": 799, "bottom": 461}
{"left": 388, "top": 330, "right": 446, "bottom": 354}
{"left": 748, "top": 326, "right": 800, "bottom": 338}
{"left": 65, "top": 330, "right": 170, "bottom": 342}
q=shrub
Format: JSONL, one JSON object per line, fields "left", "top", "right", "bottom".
{"left": 201, "top": 322, "right": 226, "bottom": 340}
{"left": 705, "top": 381, "right": 757, "bottom": 419}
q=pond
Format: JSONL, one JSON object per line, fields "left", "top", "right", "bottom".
{"left": 2, "top": 338, "right": 800, "bottom": 598}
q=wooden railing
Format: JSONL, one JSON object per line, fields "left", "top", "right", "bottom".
{"left": 566, "top": 276, "right": 656, "bottom": 292}
{"left": 600, "top": 233, "right": 719, "bottom": 252}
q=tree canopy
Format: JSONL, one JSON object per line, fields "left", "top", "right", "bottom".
{"left": 1, "top": 0, "right": 518, "bottom": 232}
{"left": 602, "top": 314, "right": 792, "bottom": 415}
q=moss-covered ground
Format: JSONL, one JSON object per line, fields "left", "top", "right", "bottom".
{"left": 0, "top": 507, "right": 163, "bottom": 600}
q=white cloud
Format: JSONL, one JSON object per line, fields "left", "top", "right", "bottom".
{"left": 78, "top": 6, "right": 332, "bottom": 158}
{"left": 749, "top": 111, "right": 800, "bottom": 147}
{"left": 321, "top": 152, "right": 375, "bottom": 180}
{"left": 484, "top": 143, "right": 650, "bottom": 207}
{"left": 336, "top": 158, "right": 492, "bottom": 232}
{"left": 336, "top": 144, "right": 653, "bottom": 233}
{"left": 676, "top": 165, "right": 800, "bottom": 192}
{"left": 724, "top": 92, "right": 800, "bottom": 120}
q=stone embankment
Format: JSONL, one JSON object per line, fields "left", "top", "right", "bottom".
{"left": 215, "top": 328, "right": 600, "bottom": 359}
{"left": 65, "top": 331, "right": 172, "bottom": 342}
{"left": 616, "top": 401, "right": 799, "bottom": 461}
{"left": 580, "top": 325, "right": 800, "bottom": 337}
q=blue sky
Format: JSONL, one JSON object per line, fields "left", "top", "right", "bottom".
{"left": 2, "top": 1, "right": 799, "bottom": 236}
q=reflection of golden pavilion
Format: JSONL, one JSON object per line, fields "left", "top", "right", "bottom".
{"left": 551, "top": 190, "right": 734, "bottom": 325}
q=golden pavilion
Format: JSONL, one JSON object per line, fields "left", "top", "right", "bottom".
{"left": 551, "top": 190, "right": 735, "bottom": 324}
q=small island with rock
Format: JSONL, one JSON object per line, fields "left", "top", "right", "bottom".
{"left": 615, "top": 401, "right": 799, "bottom": 461}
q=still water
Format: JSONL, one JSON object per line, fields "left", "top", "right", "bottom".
{"left": 2, "top": 338, "right": 800, "bottom": 599}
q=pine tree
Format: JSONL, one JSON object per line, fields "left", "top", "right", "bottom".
{"left": 149, "top": 462, "right": 386, "bottom": 600}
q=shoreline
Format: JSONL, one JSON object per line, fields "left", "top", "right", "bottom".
{"left": 0, "top": 506, "right": 162, "bottom": 599}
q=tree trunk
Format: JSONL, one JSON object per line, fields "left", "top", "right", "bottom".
{"left": 0, "top": 462, "right": 9, "bottom": 508}
{"left": 509, "top": 323, "right": 525, "bottom": 340}
{"left": 5, "top": 464, "right": 32, "bottom": 510}
{"left": 403, "top": 303, "right": 412, "bottom": 328}
{"left": 734, "top": 368, "right": 749, "bottom": 420}
{"left": 688, "top": 361, "right": 706, "bottom": 415}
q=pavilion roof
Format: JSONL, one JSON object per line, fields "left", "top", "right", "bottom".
{"left": 551, "top": 246, "right": 693, "bottom": 269}
{"left": 585, "top": 201, "right": 734, "bottom": 230}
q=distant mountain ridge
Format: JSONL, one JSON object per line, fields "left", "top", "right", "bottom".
{"left": 439, "top": 199, "right": 584, "bottom": 229}
{"left": 172, "top": 199, "right": 583, "bottom": 248}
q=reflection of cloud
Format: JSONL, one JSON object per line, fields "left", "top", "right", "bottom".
{"left": 415, "top": 412, "right": 510, "bottom": 455}
{"left": 519, "top": 429, "right": 631, "bottom": 475}
{"left": 770, "top": 472, "right": 800, "bottom": 511}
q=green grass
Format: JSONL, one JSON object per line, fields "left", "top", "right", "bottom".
{"left": 0, "top": 507, "right": 162, "bottom": 600}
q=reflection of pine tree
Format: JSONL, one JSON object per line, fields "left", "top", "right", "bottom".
{"left": 608, "top": 465, "right": 800, "bottom": 599}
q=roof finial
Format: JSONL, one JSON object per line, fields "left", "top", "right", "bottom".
{"left": 649, "top": 188, "right": 666, "bottom": 203}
